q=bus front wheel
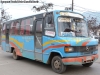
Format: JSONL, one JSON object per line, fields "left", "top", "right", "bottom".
{"left": 13, "top": 49, "right": 20, "bottom": 60}
{"left": 51, "top": 56, "right": 66, "bottom": 74}
{"left": 82, "top": 62, "right": 93, "bottom": 67}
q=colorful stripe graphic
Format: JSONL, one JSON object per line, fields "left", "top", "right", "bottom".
{"left": 2, "top": 36, "right": 96, "bottom": 53}
{"left": 9, "top": 38, "right": 24, "bottom": 48}
{"left": 43, "top": 40, "right": 69, "bottom": 46}
{"left": 10, "top": 42, "right": 22, "bottom": 56}
{"left": 42, "top": 44, "right": 70, "bottom": 52}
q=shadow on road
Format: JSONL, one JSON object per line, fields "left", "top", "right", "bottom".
{"left": 5, "top": 54, "right": 52, "bottom": 69}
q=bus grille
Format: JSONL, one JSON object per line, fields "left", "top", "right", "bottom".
{"left": 73, "top": 46, "right": 97, "bottom": 55}
{"left": 79, "top": 46, "right": 96, "bottom": 52}
{"left": 74, "top": 46, "right": 96, "bottom": 52}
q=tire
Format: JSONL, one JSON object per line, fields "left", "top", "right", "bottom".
{"left": 13, "top": 49, "right": 20, "bottom": 60}
{"left": 82, "top": 62, "right": 93, "bottom": 67}
{"left": 51, "top": 56, "right": 66, "bottom": 74}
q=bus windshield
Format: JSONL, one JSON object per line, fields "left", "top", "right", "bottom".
{"left": 58, "top": 17, "right": 88, "bottom": 37}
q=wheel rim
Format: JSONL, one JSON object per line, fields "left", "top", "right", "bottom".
{"left": 54, "top": 60, "right": 61, "bottom": 70}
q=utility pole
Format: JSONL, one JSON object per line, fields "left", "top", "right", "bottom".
{"left": 72, "top": 0, "right": 74, "bottom": 11}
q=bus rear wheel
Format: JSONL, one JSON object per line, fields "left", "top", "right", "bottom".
{"left": 13, "top": 49, "right": 20, "bottom": 60}
{"left": 51, "top": 56, "right": 66, "bottom": 74}
{"left": 82, "top": 62, "right": 93, "bottom": 67}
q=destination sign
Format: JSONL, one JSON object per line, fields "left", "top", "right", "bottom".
{"left": 58, "top": 17, "right": 71, "bottom": 22}
{"left": 60, "top": 12, "right": 84, "bottom": 19}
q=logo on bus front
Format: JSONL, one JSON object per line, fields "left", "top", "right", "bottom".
{"left": 86, "top": 46, "right": 89, "bottom": 51}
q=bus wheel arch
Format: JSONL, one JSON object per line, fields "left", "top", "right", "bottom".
{"left": 47, "top": 52, "right": 66, "bottom": 74}
{"left": 11, "top": 47, "right": 14, "bottom": 53}
{"left": 13, "top": 48, "right": 20, "bottom": 60}
{"left": 51, "top": 56, "right": 66, "bottom": 73}
{"left": 47, "top": 52, "right": 62, "bottom": 64}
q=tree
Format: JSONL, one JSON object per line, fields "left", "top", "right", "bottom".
{"left": 0, "top": 9, "right": 11, "bottom": 44}
{"left": 87, "top": 16, "right": 99, "bottom": 35}
{"left": 32, "top": 2, "right": 53, "bottom": 12}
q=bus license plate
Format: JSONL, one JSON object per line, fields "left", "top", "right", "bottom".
{"left": 86, "top": 56, "right": 92, "bottom": 60}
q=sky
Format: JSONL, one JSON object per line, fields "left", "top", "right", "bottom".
{"left": 0, "top": 0, "right": 100, "bottom": 20}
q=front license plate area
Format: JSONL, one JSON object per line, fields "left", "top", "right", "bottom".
{"left": 86, "top": 56, "right": 92, "bottom": 61}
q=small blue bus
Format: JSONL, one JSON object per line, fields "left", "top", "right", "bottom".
{"left": 1, "top": 10, "right": 98, "bottom": 73}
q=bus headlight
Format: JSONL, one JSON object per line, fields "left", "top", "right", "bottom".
{"left": 65, "top": 47, "right": 74, "bottom": 52}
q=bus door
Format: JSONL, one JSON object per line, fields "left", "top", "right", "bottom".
{"left": 34, "top": 19, "right": 43, "bottom": 61}
{"left": 5, "top": 25, "right": 10, "bottom": 52}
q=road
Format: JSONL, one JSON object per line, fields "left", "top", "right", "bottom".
{"left": 0, "top": 47, "right": 100, "bottom": 75}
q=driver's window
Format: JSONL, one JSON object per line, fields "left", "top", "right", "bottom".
{"left": 71, "top": 21, "right": 76, "bottom": 31}
{"left": 44, "top": 14, "right": 55, "bottom": 37}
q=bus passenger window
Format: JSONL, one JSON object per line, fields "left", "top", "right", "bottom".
{"left": 26, "top": 25, "right": 30, "bottom": 35}
{"left": 15, "top": 21, "right": 20, "bottom": 35}
{"left": 10, "top": 22, "right": 15, "bottom": 35}
{"left": 20, "top": 20, "right": 25, "bottom": 35}
{"left": 35, "top": 20, "right": 42, "bottom": 49}
{"left": 13, "top": 22, "right": 16, "bottom": 35}
{"left": 36, "top": 21, "right": 42, "bottom": 33}
{"left": 25, "top": 18, "right": 33, "bottom": 35}
{"left": 2, "top": 24, "right": 6, "bottom": 34}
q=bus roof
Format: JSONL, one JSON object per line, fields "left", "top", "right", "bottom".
{"left": 3, "top": 10, "right": 84, "bottom": 24}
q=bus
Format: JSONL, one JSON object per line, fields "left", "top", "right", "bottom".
{"left": 1, "top": 10, "right": 99, "bottom": 74}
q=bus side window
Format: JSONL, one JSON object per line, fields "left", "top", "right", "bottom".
{"left": 25, "top": 18, "right": 33, "bottom": 35}
{"left": 44, "top": 14, "right": 55, "bottom": 37}
{"left": 20, "top": 20, "right": 25, "bottom": 35}
{"left": 10, "top": 22, "right": 15, "bottom": 35}
{"left": 11, "top": 21, "right": 19, "bottom": 35}
{"left": 30, "top": 18, "right": 33, "bottom": 35}
{"left": 2, "top": 24, "right": 6, "bottom": 34}
{"left": 15, "top": 21, "right": 20, "bottom": 35}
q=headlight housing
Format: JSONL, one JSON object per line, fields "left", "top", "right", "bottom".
{"left": 64, "top": 46, "right": 74, "bottom": 52}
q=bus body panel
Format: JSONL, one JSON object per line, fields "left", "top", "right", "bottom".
{"left": 1, "top": 35, "right": 6, "bottom": 51}
{"left": 42, "top": 36, "right": 98, "bottom": 63}
{"left": 9, "top": 35, "right": 35, "bottom": 59}
{"left": 22, "top": 36, "right": 34, "bottom": 59}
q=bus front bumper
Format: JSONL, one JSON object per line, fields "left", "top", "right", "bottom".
{"left": 62, "top": 54, "right": 98, "bottom": 65}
